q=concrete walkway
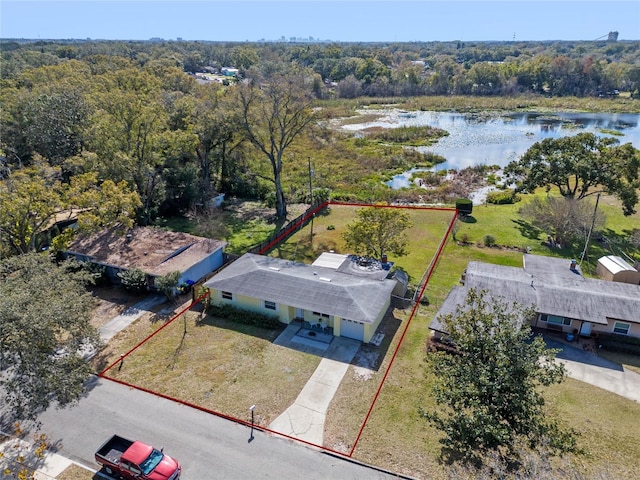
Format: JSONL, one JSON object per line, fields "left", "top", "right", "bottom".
{"left": 269, "top": 324, "right": 361, "bottom": 445}
{"left": 547, "top": 339, "right": 640, "bottom": 403}
{"left": 98, "top": 294, "right": 167, "bottom": 343}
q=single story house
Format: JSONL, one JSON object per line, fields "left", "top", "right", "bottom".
{"left": 203, "top": 253, "right": 398, "bottom": 343}
{"left": 221, "top": 67, "right": 239, "bottom": 77}
{"left": 430, "top": 254, "right": 640, "bottom": 340}
{"left": 65, "top": 226, "right": 226, "bottom": 290}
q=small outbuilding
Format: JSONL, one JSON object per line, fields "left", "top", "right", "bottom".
{"left": 596, "top": 255, "right": 640, "bottom": 285}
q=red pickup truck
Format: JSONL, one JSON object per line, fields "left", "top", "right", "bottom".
{"left": 95, "top": 434, "right": 181, "bottom": 480}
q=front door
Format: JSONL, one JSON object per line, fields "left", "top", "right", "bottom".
{"left": 580, "top": 322, "right": 592, "bottom": 337}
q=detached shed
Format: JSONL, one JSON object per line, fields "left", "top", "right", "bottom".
{"left": 596, "top": 255, "right": 640, "bottom": 285}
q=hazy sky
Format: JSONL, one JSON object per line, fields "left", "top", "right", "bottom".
{"left": 1, "top": 0, "right": 639, "bottom": 42}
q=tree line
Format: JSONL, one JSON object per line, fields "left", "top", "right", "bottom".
{"left": 3, "top": 38, "right": 640, "bottom": 97}
{"left": 2, "top": 39, "right": 639, "bottom": 259}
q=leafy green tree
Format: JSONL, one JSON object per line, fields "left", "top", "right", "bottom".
{"left": 342, "top": 206, "right": 412, "bottom": 259}
{"left": 117, "top": 268, "right": 148, "bottom": 293}
{"left": 0, "top": 162, "right": 140, "bottom": 256}
{"left": 423, "top": 289, "right": 578, "bottom": 467}
{"left": 504, "top": 133, "right": 640, "bottom": 215}
{"left": 0, "top": 253, "right": 100, "bottom": 421}
{"left": 23, "top": 88, "right": 90, "bottom": 166}
{"left": 156, "top": 271, "right": 182, "bottom": 299}
{"left": 355, "top": 57, "right": 391, "bottom": 85}
{"left": 237, "top": 73, "right": 315, "bottom": 220}
{"left": 87, "top": 67, "right": 197, "bottom": 224}
{"left": 190, "top": 84, "right": 245, "bottom": 197}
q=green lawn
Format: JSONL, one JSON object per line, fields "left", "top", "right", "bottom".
{"left": 268, "top": 204, "right": 456, "bottom": 284}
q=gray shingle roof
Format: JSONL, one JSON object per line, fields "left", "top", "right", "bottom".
{"left": 430, "top": 254, "right": 640, "bottom": 333}
{"left": 204, "top": 253, "right": 397, "bottom": 324}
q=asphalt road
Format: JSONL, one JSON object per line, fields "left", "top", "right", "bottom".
{"left": 30, "top": 377, "right": 404, "bottom": 479}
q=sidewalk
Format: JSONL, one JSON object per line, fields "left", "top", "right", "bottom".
{"left": 1, "top": 295, "right": 176, "bottom": 479}
{"left": 0, "top": 436, "right": 95, "bottom": 479}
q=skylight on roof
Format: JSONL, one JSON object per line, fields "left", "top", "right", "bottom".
{"left": 269, "top": 266, "right": 281, "bottom": 271}
{"left": 319, "top": 277, "right": 332, "bottom": 282}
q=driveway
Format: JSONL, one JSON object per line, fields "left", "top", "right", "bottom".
{"left": 546, "top": 339, "right": 640, "bottom": 403}
{"left": 269, "top": 324, "right": 362, "bottom": 445}
{"left": 98, "top": 294, "right": 166, "bottom": 343}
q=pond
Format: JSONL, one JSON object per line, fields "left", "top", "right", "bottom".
{"left": 341, "top": 109, "right": 640, "bottom": 189}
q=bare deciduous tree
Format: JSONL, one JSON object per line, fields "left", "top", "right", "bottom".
{"left": 237, "top": 74, "right": 315, "bottom": 220}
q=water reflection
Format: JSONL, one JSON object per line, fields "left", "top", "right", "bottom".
{"left": 341, "top": 109, "right": 640, "bottom": 189}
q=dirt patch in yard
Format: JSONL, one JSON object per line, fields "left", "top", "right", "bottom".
{"left": 89, "top": 285, "right": 147, "bottom": 329}
{"left": 224, "top": 197, "right": 309, "bottom": 223}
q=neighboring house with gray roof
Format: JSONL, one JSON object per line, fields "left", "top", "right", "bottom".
{"left": 430, "top": 254, "right": 640, "bottom": 340}
{"left": 203, "top": 253, "right": 398, "bottom": 342}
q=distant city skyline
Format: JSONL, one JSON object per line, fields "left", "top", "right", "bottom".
{"left": 1, "top": 1, "right": 639, "bottom": 43}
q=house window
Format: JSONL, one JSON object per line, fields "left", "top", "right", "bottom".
{"left": 312, "top": 311, "right": 329, "bottom": 319}
{"left": 613, "top": 322, "right": 630, "bottom": 335}
{"left": 221, "top": 291, "right": 233, "bottom": 300}
{"left": 264, "top": 300, "right": 276, "bottom": 310}
{"left": 540, "top": 314, "right": 571, "bottom": 326}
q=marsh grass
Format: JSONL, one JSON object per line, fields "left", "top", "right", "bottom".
{"left": 400, "top": 95, "right": 640, "bottom": 114}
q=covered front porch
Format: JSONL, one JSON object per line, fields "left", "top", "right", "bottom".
{"left": 301, "top": 319, "right": 334, "bottom": 336}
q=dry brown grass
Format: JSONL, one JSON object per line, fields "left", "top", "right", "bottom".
{"left": 93, "top": 312, "right": 321, "bottom": 426}
{"left": 87, "top": 203, "right": 640, "bottom": 480}
{"left": 56, "top": 463, "right": 95, "bottom": 480}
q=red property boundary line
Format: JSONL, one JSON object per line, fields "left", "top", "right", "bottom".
{"left": 349, "top": 207, "right": 458, "bottom": 456}
{"left": 99, "top": 291, "right": 211, "bottom": 375}
{"left": 98, "top": 202, "right": 458, "bottom": 461}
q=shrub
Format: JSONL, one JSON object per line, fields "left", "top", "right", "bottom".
{"left": 327, "top": 224, "right": 336, "bottom": 230}
{"left": 455, "top": 198, "right": 473, "bottom": 216}
{"left": 208, "top": 304, "right": 282, "bottom": 330}
{"left": 486, "top": 189, "right": 521, "bottom": 205}
{"left": 156, "top": 271, "right": 182, "bottom": 298}
{"left": 117, "top": 268, "right": 148, "bottom": 293}
{"left": 598, "top": 333, "right": 640, "bottom": 355}
{"left": 459, "top": 233, "right": 471, "bottom": 244}
{"left": 81, "top": 261, "right": 108, "bottom": 285}
{"left": 483, "top": 234, "right": 497, "bottom": 247}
